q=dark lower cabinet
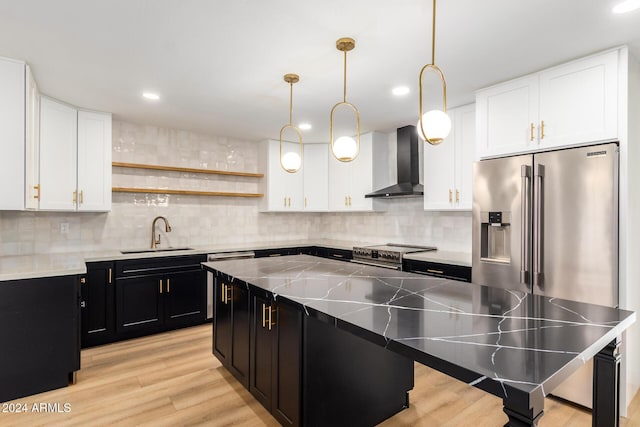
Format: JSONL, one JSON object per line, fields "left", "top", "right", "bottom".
{"left": 81, "top": 261, "right": 116, "bottom": 347}
{"left": 114, "top": 255, "right": 206, "bottom": 341}
{"left": 249, "top": 290, "right": 301, "bottom": 426}
{"left": 210, "top": 271, "right": 413, "bottom": 427}
{"left": 0, "top": 275, "right": 80, "bottom": 402}
{"left": 403, "top": 258, "right": 472, "bottom": 282}
{"left": 213, "top": 277, "right": 250, "bottom": 387}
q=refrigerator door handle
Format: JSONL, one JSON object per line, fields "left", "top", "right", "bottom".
{"left": 520, "top": 165, "right": 531, "bottom": 286}
{"left": 533, "top": 163, "right": 545, "bottom": 290}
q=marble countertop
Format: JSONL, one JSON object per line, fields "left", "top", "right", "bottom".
{"left": 203, "top": 255, "right": 635, "bottom": 402}
{"left": 403, "top": 250, "right": 472, "bottom": 267}
{"left": 0, "top": 239, "right": 377, "bottom": 282}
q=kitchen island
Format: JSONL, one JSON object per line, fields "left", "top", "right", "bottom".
{"left": 204, "top": 255, "right": 635, "bottom": 427}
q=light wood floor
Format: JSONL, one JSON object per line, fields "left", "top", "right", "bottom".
{"left": 2, "top": 324, "right": 639, "bottom": 426}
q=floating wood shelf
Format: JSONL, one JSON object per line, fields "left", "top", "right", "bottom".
{"left": 112, "top": 162, "right": 263, "bottom": 178}
{"left": 112, "top": 187, "right": 263, "bottom": 198}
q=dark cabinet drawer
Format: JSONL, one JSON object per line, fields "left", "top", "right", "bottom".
{"left": 403, "top": 259, "right": 471, "bottom": 282}
{"left": 115, "top": 254, "right": 205, "bottom": 278}
{"left": 254, "top": 248, "right": 304, "bottom": 258}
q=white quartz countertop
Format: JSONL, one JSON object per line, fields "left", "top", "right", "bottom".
{"left": 402, "top": 250, "right": 472, "bottom": 267}
{"left": 0, "top": 239, "right": 380, "bottom": 282}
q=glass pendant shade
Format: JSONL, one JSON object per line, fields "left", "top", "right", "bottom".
{"left": 281, "top": 151, "right": 302, "bottom": 172}
{"left": 417, "top": 110, "right": 451, "bottom": 143}
{"left": 332, "top": 136, "right": 358, "bottom": 161}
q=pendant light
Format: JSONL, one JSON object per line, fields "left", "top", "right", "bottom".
{"left": 279, "top": 73, "right": 303, "bottom": 173}
{"left": 417, "top": 0, "right": 451, "bottom": 145}
{"left": 330, "top": 37, "right": 361, "bottom": 162}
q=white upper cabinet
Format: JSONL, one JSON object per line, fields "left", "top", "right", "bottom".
{"left": 40, "top": 97, "right": 112, "bottom": 211}
{"left": 77, "top": 110, "right": 112, "bottom": 211}
{"left": 0, "top": 57, "right": 26, "bottom": 210}
{"left": 476, "top": 48, "right": 619, "bottom": 159}
{"left": 24, "top": 65, "right": 40, "bottom": 210}
{"left": 328, "top": 132, "right": 387, "bottom": 212}
{"left": 424, "top": 104, "right": 475, "bottom": 211}
{"left": 259, "top": 139, "right": 304, "bottom": 212}
{"left": 39, "top": 97, "right": 78, "bottom": 211}
{"left": 302, "top": 143, "right": 328, "bottom": 211}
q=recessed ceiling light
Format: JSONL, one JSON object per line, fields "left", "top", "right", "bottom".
{"left": 613, "top": 0, "right": 640, "bottom": 13}
{"left": 299, "top": 123, "right": 312, "bottom": 130}
{"left": 392, "top": 86, "right": 410, "bottom": 96}
{"left": 142, "top": 92, "right": 160, "bottom": 100}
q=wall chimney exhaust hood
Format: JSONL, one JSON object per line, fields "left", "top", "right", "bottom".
{"left": 365, "top": 125, "right": 423, "bottom": 198}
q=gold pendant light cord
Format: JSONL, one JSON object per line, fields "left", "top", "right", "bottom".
{"left": 343, "top": 49, "right": 348, "bottom": 102}
{"left": 289, "top": 81, "right": 293, "bottom": 125}
{"left": 431, "top": 0, "right": 436, "bottom": 65}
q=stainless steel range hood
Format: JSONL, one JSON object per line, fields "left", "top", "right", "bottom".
{"left": 365, "top": 125, "right": 423, "bottom": 198}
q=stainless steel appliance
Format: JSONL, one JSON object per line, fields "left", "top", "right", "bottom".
{"left": 352, "top": 244, "right": 437, "bottom": 270}
{"left": 206, "top": 251, "right": 255, "bottom": 319}
{"left": 472, "top": 142, "right": 619, "bottom": 408}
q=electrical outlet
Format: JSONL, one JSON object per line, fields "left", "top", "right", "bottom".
{"left": 60, "top": 222, "right": 69, "bottom": 234}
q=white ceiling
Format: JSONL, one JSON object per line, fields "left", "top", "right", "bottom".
{"left": 1, "top": 0, "right": 639, "bottom": 143}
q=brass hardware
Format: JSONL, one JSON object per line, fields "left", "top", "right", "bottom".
{"left": 262, "top": 304, "right": 266, "bottom": 328}
{"left": 418, "top": 0, "right": 448, "bottom": 145}
{"left": 345, "top": 195, "right": 348, "bottom": 206}
{"left": 167, "top": 278, "right": 170, "bottom": 293}
{"left": 79, "top": 190, "right": 84, "bottom": 204}
{"left": 427, "top": 269, "right": 444, "bottom": 274}
{"left": 284, "top": 197, "right": 287, "bottom": 207}
{"left": 279, "top": 73, "right": 303, "bottom": 173}
{"left": 225, "top": 285, "right": 232, "bottom": 304}
{"left": 330, "top": 37, "right": 361, "bottom": 162}
{"left": 288, "top": 197, "right": 291, "bottom": 207}
{"left": 73, "top": 191, "right": 77, "bottom": 203}
{"left": 33, "top": 185, "right": 40, "bottom": 200}
{"left": 80, "top": 277, "right": 86, "bottom": 284}
{"left": 151, "top": 216, "right": 171, "bottom": 249}
{"left": 108, "top": 268, "right": 112, "bottom": 284}
{"left": 304, "top": 197, "right": 307, "bottom": 208}
{"left": 268, "top": 305, "right": 274, "bottom": 331}
{"left": 160, "top": 279, "right": 163, "bottom": 294}
{"left": 456, "top": 190, "right": 459, "bottom": 203}
{"left": 348, "top": 196, "right": 352, "bottom": 206}
{"left": 540, "top": 120, "right": 545, "bottom": 139}
{"left": 530, "top": 123, "right": 535, "bottom": 141}
{"left": 449, "top": 189, "right": 452, "bottom": 203}
{"left": 221, "top": 284, "right": 226, "bottom": 303}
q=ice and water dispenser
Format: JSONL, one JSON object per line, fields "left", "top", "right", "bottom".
{"left": 479, "top": 211, "right": 511, "bottom": 263}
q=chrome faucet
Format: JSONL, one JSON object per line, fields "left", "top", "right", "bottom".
{"left": 151, "top": 216, "right": 172, "bottom": 249}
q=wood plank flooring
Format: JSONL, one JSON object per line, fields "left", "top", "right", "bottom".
{"left": 1, "top": 324, "right": 639, "bottom": 426}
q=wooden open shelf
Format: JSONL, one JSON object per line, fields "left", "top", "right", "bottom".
{"left": 112, "top": 162, "right": 263, "bottom": 178}
{"left": 112, "top": 187, "right": 263, "bottom": 198}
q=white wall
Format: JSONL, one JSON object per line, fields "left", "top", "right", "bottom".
{"left": 0, "top": 120, "right": 471, "bottom": 256}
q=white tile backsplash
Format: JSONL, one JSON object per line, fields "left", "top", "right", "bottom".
{"left": 0, "top": 120, "right": 471, "bottom": 256}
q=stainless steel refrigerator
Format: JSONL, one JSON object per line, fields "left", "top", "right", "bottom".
{"left": 472, "top": 142, "right": 619, "bottom": 408}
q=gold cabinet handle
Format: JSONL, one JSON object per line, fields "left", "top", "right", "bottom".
{"left": 283, "top": 197, "right": 287, "bottom": 207}
{"left": 540, "top": 120, "right": 545, "bottom": 139}
{"left": 79, "top": 190, "right": 84, "bottom": 204}
{"left": 530, "top": 123, "right": 535, "bottom": 141}
{"left": 348, "top": 196, "right": 352, "bottom": 206}
{"left": 80, "top": 277, "right": 86, "bottom": 284}
{"left": 449, "top": 189, "right": 452, "bottom": 203}
{"left": 167, "top": 278, "right": 170, "bottom": 293}
{"left": 221, "top": 283, "right": 225, "bottom": 303}
{"left": 288, "top": 197, "right": 291, "bottom": 207}
{"left": 73, "top": 191, "right": 77, "bottom": 203}
{"left": 33, "top": 185, "right": 40, "bottom": 200}
{"left": 262, "top": 303, "right": 266, "bottom": 328}
{"left": 226, "top": 285, "right": 232, "bottom": 304}
{"left": 456, "top": 190, "right": 459, "bottom": 203}
{"left": 159, "top": 279, "right": 163, "bottom": 294}
{"left": 268, "top": 306, "right": 274, "bottom": 331}
{"left": 108, "top": 268, "right": 112, "bottom": 284}
{"left": 304, "top": 197, "right": 307, "bottom": 208}
{"left": 427, "top": 269, "right": 444, "bottom": 275}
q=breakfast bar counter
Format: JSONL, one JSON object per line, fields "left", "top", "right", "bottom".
{"left": 202, "top": 255, "right": 636, "bottom": 426}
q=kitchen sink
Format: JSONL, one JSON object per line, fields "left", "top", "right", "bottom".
{"left": 120, "top": 247, "right": 193, "bottom": 254}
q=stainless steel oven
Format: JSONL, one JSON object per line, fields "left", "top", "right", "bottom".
{"left": 352, "top": 244, "right": 436, "bottom": 270}
{"left": 206, "top": 251, "right": 255, "bottom": 319}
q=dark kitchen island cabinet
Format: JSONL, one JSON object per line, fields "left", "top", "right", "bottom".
{"left": 0, "top": 275, "right": 80, "bottom": 402}
{"left": 203, "top": 255, "right": 635, "bottom": 427}
{"left": 210, "top": 273, "right": 414, "bottom": 427}
{"left": 81, "top": 261, "right": 116, "bottom": 347}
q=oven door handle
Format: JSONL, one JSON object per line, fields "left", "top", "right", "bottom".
{"left": 350, "top": 259, "right": 401, "bottom": 270}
